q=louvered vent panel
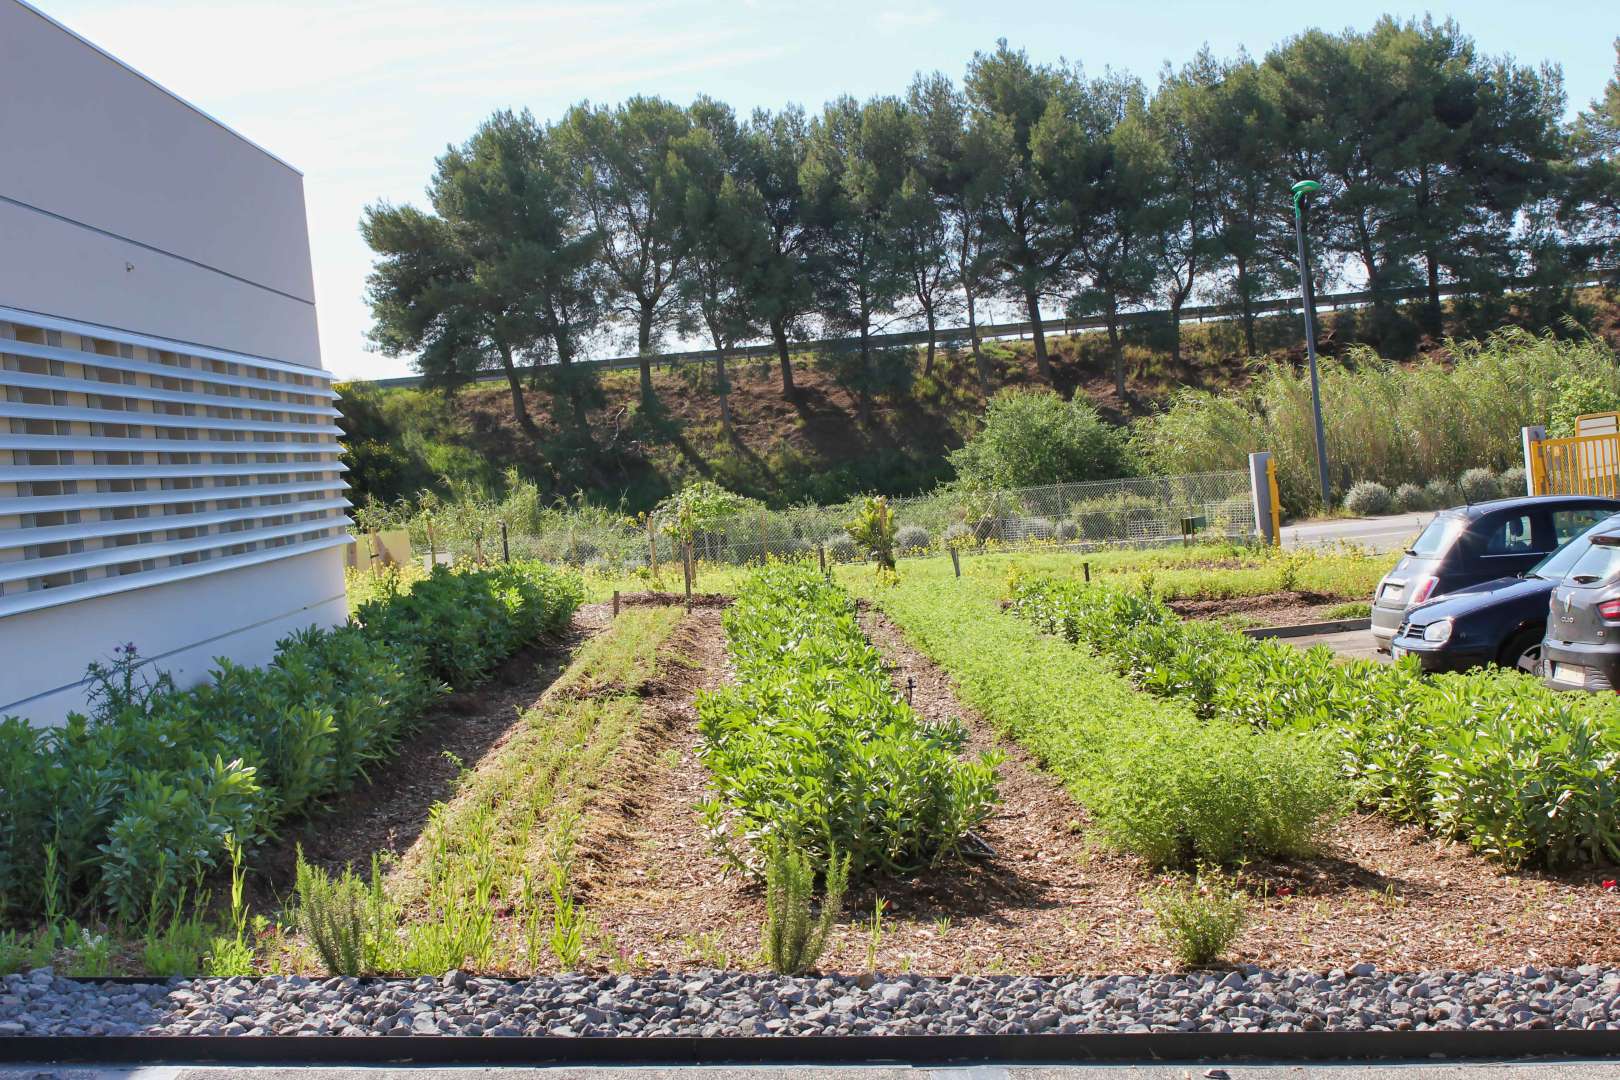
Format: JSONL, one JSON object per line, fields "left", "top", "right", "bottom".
{"left": 0, "top": 309, "right": 350, "bottom": 617}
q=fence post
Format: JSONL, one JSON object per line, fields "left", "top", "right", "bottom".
{"left": 683, "top": 541, "right": 694, "bottom": 608}
{"left": 648, "top": 518, "right": 659, "bottom": 578}
{"left": 500, "top": 521, "right": 510, "bottom": 563}
{"left": 819, "top": 543, "right": 827, "bottom": 578}
{"left": 426, "top": 521, "right": 436, "bottom": 570}
{"left": 758, "top": 508, "right": 768, "bottom": 566}
{"left": 1522, "top": 425, "right": 1546, "bottom": 496}
{"left": 1248, "top": 451, "right": 1277, "bottom": 546}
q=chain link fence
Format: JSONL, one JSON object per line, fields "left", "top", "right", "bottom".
{"left": 655, "top": 471, "right": 1257, "bottom": 569}
{"left": 364, "top": 470, "right": 1256, "bottom": 573}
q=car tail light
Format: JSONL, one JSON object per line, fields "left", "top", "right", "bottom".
{"left": 1599, "top": 599, "right": 1620, "bottom": 621}
{"left": 1410, "top": 576, "right": 1439, "bottom": 605}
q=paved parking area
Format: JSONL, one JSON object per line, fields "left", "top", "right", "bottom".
{"left": 1283, "top": 514, "right": 1432, "bottom": 555}
{"left": 1279, "top": 628, "right": 1390, "bottom": 664}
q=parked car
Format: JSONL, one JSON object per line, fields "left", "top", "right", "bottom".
{"left": 1370, "top": 495, "right": 1620, "bottom": 653}
{"left": 1389, "top": 511, "right": 1620, "bottom": 673}
{"left": 1543, "top": 521, "right": 1620, "bottom": 692}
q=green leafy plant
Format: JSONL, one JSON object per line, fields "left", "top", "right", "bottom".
{"left": 1148, "top": 870, "right": 1250, "bottom": 967}
{"left": 761, "top": 841, "right": 849, "bottom": 977}
{"left": 293, "top": 849, "right": 395, "bottom": 976}
{"left": 697, "top": 563, "right": 1000, "bottom": 877}
{"left": 846, "top": 496, "right": 898, "bottom": 572}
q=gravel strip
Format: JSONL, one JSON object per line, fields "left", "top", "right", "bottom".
{"left": 4, "top": 965, "right": 1619, "bottom": 1037}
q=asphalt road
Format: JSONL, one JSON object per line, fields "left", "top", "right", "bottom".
{"left": 12, "top": 1061, "right": 1620, "bottom": 1079}
{"left": 1282, "top": 513, "right": 1434, "bottom": 555}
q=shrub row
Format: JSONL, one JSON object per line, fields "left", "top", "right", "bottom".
{"left": 1344, "top": 465, "right": 1527, "bottom": 516}
{"left": 0, "top": 562, "right": 583, "bottom": 924}
{"left": 853, "top": 571, "right": 1345, "bottom": 869}
{"left": 1010, "top": 576, "right": 1620, "bottom": 869}
{"left": 696, "top": 563, "right": 999, "bottom": 877}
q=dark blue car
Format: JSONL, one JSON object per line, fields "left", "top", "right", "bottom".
{"left": 1389, "top": 511, "right": 1620, "bottom": 673}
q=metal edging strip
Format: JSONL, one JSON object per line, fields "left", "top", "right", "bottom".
{"left": 1, "top": 1030, "right": 1619, "bottom": 1067}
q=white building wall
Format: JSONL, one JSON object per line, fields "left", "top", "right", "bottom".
{"left": 0, "top": 0, "right": 349, "bottom": 725}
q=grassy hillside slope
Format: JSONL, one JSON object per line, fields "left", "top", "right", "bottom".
{"left": 340, "top": 289, "right": 1620, "bottom": 514}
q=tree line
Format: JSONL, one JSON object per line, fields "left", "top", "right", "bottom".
{"left": 362, "top": 18, "right": 1620, "bottom": 439}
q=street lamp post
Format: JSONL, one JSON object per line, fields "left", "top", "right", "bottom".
{"left": 1291, "top": 178, "right": 1332, "bottom": 510}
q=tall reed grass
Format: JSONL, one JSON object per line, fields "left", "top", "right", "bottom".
{"left": 1133, "top": 329, "right": 1620, "bottom": 513}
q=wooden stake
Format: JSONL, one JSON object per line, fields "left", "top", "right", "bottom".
{"left": 819, "top": 543, "right": 827, "bottom": 578}
{"left": 612, "top": 590, "right": 620, "bottom": 617}
{"left": 949, "top": 546, "right": 961, "bottom": 578}
{"left": 683, "top": 541, "right": 694, "bottom": 608}
{"left": 1083, "top": 561, "right": 1091, "bottom": 583}
{"left": 648, "top": 518, "right": 659, "bottom": 578}
{"left": 500, "top": 520, "right": 510, "bottom": 563}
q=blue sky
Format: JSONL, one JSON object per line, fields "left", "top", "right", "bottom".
{"left": 38, "top": 0, "right": 1619, "bottom": 381}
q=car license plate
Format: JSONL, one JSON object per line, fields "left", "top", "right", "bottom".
{"left": 1390, "top": 645, "right": 1406, "bottom": 660}
{"left": 1552, "top": 663, "right": 1587, "bottom": 687}
{"left": 1381, "top": 583, "right": 1403, "bottom": 600}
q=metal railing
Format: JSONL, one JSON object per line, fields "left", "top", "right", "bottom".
{"left": 359, "top": 276, "right": 1609, "bottom": 390}
{"left": 1530, "top": 434, "right": 1620, "bottom": 498}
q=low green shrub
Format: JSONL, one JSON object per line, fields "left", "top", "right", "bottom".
{"left": 1148, "top": 870, "right": 1249, "bottom": 968}
{"left": 825, "top": 535, "right": 859, "bottom": 563}
{"left": 1010, "top": 575, "right": 1620, "bottom": 869}
{"left": 0, "top": 561, "right": 582, "bottom": 926}
{"left": 293, "top": 849, "right": 395, "bottom": 976}
{"left": 1393, "top": 482, "right": 1428, "bottom": 512}
{"left": 356, "top": 562, "right": 583, "bottom": 690}
{"left": 762, "top": 841, "right": 850, "bottom": 976}
{"left": 1458, "top": 467, "right": 1501, "bottom": 503}
{"left": 852, "top": 571, "right": 1343, "bottom": 869}
{"left": 697, "top": 563, "right": 999, "bottom": 877}
{"left": 1424, "top": 477, "right": 1461, "bottom": 509}
{"left": 1499, "top": 466, "right": 1528, "bottom": 498}
{"left": 1342, "top": 481, "right": 1392, "bottom": 516}
{"left": 895, "top": 525, "right": 932, "bottom": 554}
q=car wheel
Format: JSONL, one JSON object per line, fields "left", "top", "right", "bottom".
{"left": 1498, "top": 627, "right": 1544, "bottom": 676}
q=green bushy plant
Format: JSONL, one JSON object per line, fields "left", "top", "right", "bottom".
{"left": 941, "top": 522, "right": 975, "bottom": 549}
{"left": 1424, "top": 477, "right": 1461, "bottom": 509}
{"left": 845, "top": 496, "right": 898, "bottom": 572}
{"left": 1133, "top": 329, "right": 1618, "bottom": 513}
{"left": 697, "top": 563, "right": 1000, "bottom": 877}
{"left": 1342, "top": 481, "right": 1392, "bottom": 516}
{"left": 293, "top": 849, "right": 396, "bottom": 976}
{"left": 0, "top": 561, "right": 582, "bottom": 926}
{"left": 825, "top": 535, "right": 859, "bottom": 562}
{"left": 1011, "top": 575, "right": 1620, "bottom": 870}
{"left": 1393, "top": 482, "right": 1428, "bottom": 512}
{"left": 1458, "top": 467, "right": 1501, "bottom": 503}
{"left": 895, "top": 525, "right": 931, "bottom": 554}
{"left": 1056, "top": 519, "right": 1082, "bottom": 541}
{"left": 762, "top": 842, "right": 850, "bottom": 976}
{"left": 1021, "top": 516, "right": 1056, "bottom": 541}
{"left": 1499, "top": 466, "right": 1528, "bottom": 498}
{"left": 950, "top": 387, "right": 1132, "bottom": 490}
{"left": 1148, "top": 870, "right": 1249, "bottom": 968}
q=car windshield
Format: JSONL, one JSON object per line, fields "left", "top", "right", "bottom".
{"left": 1406, "top": 515, "right": 1464, "bottom": 558}
{"left": 1565, "top": 540, "right": 1620, "bottom": 586}
{"left": 1528, "top": 514, "right": 1620, "bottom": 579}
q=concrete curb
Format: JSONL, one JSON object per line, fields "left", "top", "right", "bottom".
{"left": 1242, "top": 618, "right": 1372, "bottom": 640}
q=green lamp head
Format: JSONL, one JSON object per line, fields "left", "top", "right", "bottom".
{"left": 1291, "top": 179, "right": 1322, "bottom": 213}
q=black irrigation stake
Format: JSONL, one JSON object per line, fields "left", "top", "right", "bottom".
{"left": 500, "top": 520, "right": 510, "bottom": 563}
{"left": 1083, "top": 561, "right": 1091, "bottom": 583}
{"left": 949, "top": 547, "right": 961, "bottom": 578}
